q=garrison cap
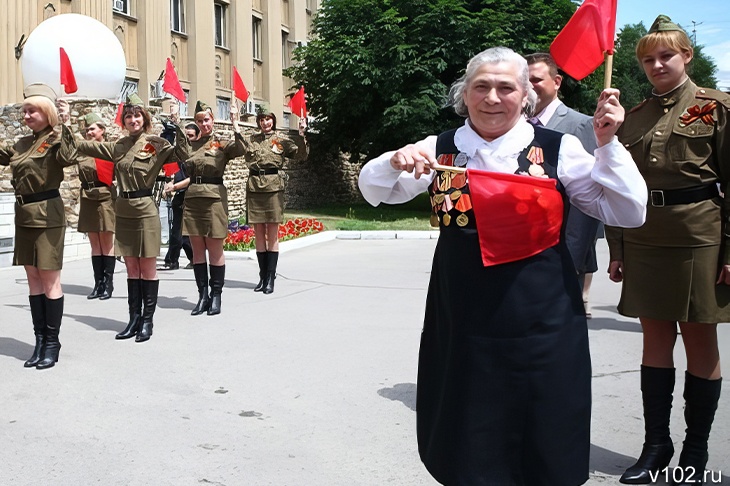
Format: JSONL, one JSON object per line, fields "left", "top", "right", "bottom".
{"left": 195, "top": 100, "right": 212, "bottom": 115}
{"left": 125, "top": 92, "right": 144, "bottom": 107}
{"left": 23, "top": 83, "right": 57, "bottom": 102}
{"left": 83, "top": 113, "right": 103, "bottom": 126}
{"left": 649, "top": 15, "right": 683, "bottom": 33}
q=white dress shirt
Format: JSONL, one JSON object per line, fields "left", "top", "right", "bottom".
{"left": 358, "top": 119, "right": 647, "bottom": 228}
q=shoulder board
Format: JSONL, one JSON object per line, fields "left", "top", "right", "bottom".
{"left": 628, "top": 98, "right": 649, "bottom": 115}
{"left": 695, "top": 88, "right": 730, "bottom": 110}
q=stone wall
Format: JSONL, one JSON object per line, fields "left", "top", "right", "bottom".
{"left": 1, "top": 100, "right": 363, "bottom": 226}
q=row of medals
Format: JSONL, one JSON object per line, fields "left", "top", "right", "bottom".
{"left": 431, "top": 169, "right": 470, "bottom": 228}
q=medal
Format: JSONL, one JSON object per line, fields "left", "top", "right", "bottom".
{"left": 528, "top": 164, "right": 546, "bottom": 177}
{"left": 454, "top": 152, "right": 468, "bottom": 167}
{"left": 433, "top": 193, "right": 445, "bottom": 204}
{"left": 456, "top": 214, "right": 469, "bottom": 227}
{"left": 449, "top": 190, "right": 462, "bottom": 200}
{"left": 271, "top": 139, "right": 284, "bottom": 154}
{"left": 442, "top": 213, "right": 451, "bottom": 226}
{"left": 430, "top": 213, "right": 440, "bottom": 227}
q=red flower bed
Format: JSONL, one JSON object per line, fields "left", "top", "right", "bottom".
{"left": 224, "top": 218, "right": 325, "bottom": 251}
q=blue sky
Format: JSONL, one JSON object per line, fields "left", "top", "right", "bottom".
{"left": 615, "top": 0, "right": 730, "bottom": 90}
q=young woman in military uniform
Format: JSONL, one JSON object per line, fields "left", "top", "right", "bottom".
{"left": 606, "top": 16, "right": 728, "bottom": 485}
{"left": 76, "top": 113, "right": 116, "bottom": 301}
{"left": 170, "top": 101, "right": 245, "bottom": 316}
{"left": 0, "top": 83, "right": 76, "bottom": 369}
{"left": 62, "top": 94, "right": 175, "bottom": 343}
{"left": 245, "top": 111, "right": 307, "bottom": 294}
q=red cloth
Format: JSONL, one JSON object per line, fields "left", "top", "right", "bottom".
{"left": 163, "top": 58, "right": 186, "bottom": 101}
{"left": 114, "top": 102, "right": 124, "bottom": 127}
{"left": 59, "top": 47, "right": 78, "bottom": 94}
{"left": 94, "top": 159, "right": 114, "bottom": 186}
{"left": 232, "top": 66, "right": 249, "bottom": 102}
{"left": 288, "top": 86, "right": 307, "bottom": 118}
{"left": 550, "top": 0, "right": 617, "bottom": 81}
{"left": 163, "top": 162, "right": 179, "bottom": 177}
{"left": 468, "top": 169, "right": 564, "bottom": 267}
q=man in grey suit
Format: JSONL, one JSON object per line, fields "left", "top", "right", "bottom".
{"left": 525, "top": 53, "right": 601, "bottom": 315}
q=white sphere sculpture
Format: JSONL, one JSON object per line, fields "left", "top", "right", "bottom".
{"left": 21, "top": 13, "right": 127, "bottom": 99}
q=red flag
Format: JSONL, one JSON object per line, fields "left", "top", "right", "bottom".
{"left": 114, "top": 102, "right": 124, "bottom": 127}
{"left": 163, "top": 162, "right": 180, "bottom": 177}
{"left": 59, "top": 47, "right": 78, "bottom": 94}
{"left": 163, "top": 58, "right": 186, "bottom": 101}
{"left": 288, "top": 86, "right": 307, "bottom": 118}
{"left": 232, "top": 66, "right": 249, "bottom": 102}
{"left": 94, "top": 159, "right": 114, "bottom": 186}
{"left": 550, "top": 0, "right": 617, "bottom": 81}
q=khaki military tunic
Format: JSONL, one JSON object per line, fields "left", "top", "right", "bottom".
{"left": 175, "top": 127, "right": 246, "bottom": 238}
{"left": 76, "top": 155, "right": 115, "bottom": 233}
{"left": 245, "top": 131, "right": 307, "bottom": 224}
{"left": 606, "top": 80, "right": 730, "bottom": 322}
{"left": 0, "top": 126, "right": 77, "bottom": 269}
{"left": 62, "top": 125, "right": 174, "bottom": 257}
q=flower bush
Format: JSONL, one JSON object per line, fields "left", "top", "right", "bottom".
{"left": 224, "top": 218, "right": 325, "bottom": 251}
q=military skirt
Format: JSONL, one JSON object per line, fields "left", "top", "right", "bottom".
{"left": 114, "top": 215, "right": 161, "bottom": 258}
{"left": 619, "top": 242, "right": 730, "bottom": 323}
{"left": 182, "top": 196, "right": 228, "bottom": 239}
{"left": 77, "top": 191, "right": 115, "bottom": 233}
{"left": 14, "top": 226, "right": 66, "bottom": 271}
{"left": 247, "top": 191, "right": 284, "bottom": 224}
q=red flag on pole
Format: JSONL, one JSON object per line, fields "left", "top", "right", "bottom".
{"left": 550, "top": 0, "right": 617, "bottom": 81}
{"left": 163, "top": 162, "right": 180, "bottom": 177}
{"left": 59, "top": 47, "right": 78, "bottom": 94}
{"left": 94, "top": 159, "right": 114, "bottom": 186}
{"left": 232, "top": 66, "right": 249, "bottom": 102}
{"left": 114, "top": 102, "right": 124, "bottom": 127}
{"left": 163, "top": 58, "right": 187, "bottom": 101}
{"left": 288, "top": 86, "right": 307, "bottom": 118}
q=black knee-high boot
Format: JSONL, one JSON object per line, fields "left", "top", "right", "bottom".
{"left": 116, "top": 279, "right": 142, "bottom": 339}
{"left": 254, "top": 252, "right": 268, "bottom": 292}
{"left": 88, "top": 255, "right": 103, "bottom": 299}
{"left": 673, "top": 372, "right": 722, "bottom": 485}
{"left": 98, "top": 255, "right": 115, "bottom": 300}
{"left": 191, "top": 263, "right": 210, "bottom": 316}
{"left": 136, "top": 280, "right": 159, "bottom": 342}
{"left": 262, "top": 251, "right": 278, "bottom": 294}
{"left": 207, "top": 265, "right": 225, "bottom": 315}
{"left": 24, "top": 294, "right": 46, "bottom": 368}
{"left": 620, "top": 366, "right": 676, "bottom": 484}
{"left": 36, "top": 296, "right": 63, "bottom": 370}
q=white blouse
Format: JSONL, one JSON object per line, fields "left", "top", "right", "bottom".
{"left": 358, "top": 119, "right": 647, "bottom": 228}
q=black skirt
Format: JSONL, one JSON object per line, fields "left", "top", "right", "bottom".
{"left": 417, "top": 227, "right": 591, "bottom": 486}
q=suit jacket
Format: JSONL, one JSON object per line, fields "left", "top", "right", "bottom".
{"left": 546, "top": 102, "right": 601, "bottom": 274}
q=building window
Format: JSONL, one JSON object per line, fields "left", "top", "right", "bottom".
{"left": 216, "top": 97, "right": 231, "bottom": 120}
{"left": 306, "top": 0, "right": 314, "bottom": 13}
{"left": 112, "top": 0, "right": 130, "bottom": 15}
{"left": 178, "top": 91, "right": 189, "bottom": 117}
{"left": 282, "top": 31, "right": 290, "bottom": 69}
{"left": 252, "top": 16, "right": 262, "bottom": 61}
{"left": 119, "top": 79, "right": 138, "bottom": 102}
{"left": 171, "top": 0, "right": 185, "bottom": 33}
{"left": 214, "top": 2, "right": 227, "bottom": 47}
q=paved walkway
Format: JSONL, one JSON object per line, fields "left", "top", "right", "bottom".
{"left": 0, "top": 233, "right": 728, "bottom": 485}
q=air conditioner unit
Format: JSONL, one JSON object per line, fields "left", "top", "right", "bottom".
{"left": 244, "top": 100, "right": 257, "bottom": 116}
{"left": 152, "top": 80, "right": 165, "bottom": 99}
{"left": 113, "top": 0, "right": 125, "bottom": 12}
{"left": 296, "top": 40, "right": 308, "bottom": 48}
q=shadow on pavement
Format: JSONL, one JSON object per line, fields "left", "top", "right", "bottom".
{"left": 0, "top": 337, "right": 33, "bottom": 361}
{"left": 378, "top": 382, "right": 417, "bottom": 411}
{"left": 65, "top": 313, "right": 124, "bottom": 333}
{"left": 587, "top": 314, "right": 642, "bottom": 333}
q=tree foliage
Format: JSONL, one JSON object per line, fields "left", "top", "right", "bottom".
{"left": 287, "top": 0, "right": 577, "bottom": 161}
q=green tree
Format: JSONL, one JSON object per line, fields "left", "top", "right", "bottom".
{"left": 286, "top": 0, "right": 577, "bottom": 161}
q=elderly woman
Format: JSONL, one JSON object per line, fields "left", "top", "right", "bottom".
{"left": 170, "top": 101, "right": 245, "bottom": 315}
{"left": 0, "top": 83, "right": 76, "bottom": 369}
{"left": 245, "top": 111, "right": 307, "bottom": 294}
{"left": 607, "top": 16, "right": 728, "bottom": 486}
{"left": 62, "top": 93, "right": 174, "bottom": 343}
{"left": 358, "top": 47, "right": 647, "bottom": 485}
{"left": 77, "top": 113, "right": 116, "bottom": 300}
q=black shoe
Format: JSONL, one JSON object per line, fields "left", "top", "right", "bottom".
{"left": 207, "top": 265, "right": 225, "bottom": 315}
{"left": 158, "top": 261, "right": 179, "bottom": 271}
{"left": 24, "top": 294, "right": 46, "bottom": 368}
{"left": 184, "top": 263, "right": 193, "bottom": 269}
{"left": 136, "top": 280, "right": 159, "bottom": 342}
{"left": 254, "top": 252, "right": 268, "bottom": 292}
{"left": 98, "top": 255, "right": 116, "bottom": 300}
{"left": 116, "top": 279, "right": 142, "bottom": 339}
{"left": 262, "top": 252, "right": 278, "bottom": 294}
{"left": 88, "top": 255, "right": 104, "bottom": 299}
{"left": 36, "top": 296, "right": 63, "bottom": 370}
{"left": 191, "top": 264, "right": 210, "bottom": 316}
{"left": 620, "top": 442, "right": 674, "bottom": 484}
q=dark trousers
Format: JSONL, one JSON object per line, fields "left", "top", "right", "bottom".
{"left": 165, "top": 194, "right": 193, "bottom": 264}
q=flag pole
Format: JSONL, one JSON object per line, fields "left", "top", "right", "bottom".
{"left": 603, "top": 53, "right": 613, "bottom": 89}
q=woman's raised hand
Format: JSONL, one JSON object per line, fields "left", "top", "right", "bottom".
{"left": 390, "top": 144, "right": 437, "bottom": 180}
{"left": 594, "top": 88, "right": 625, "bottom": 147}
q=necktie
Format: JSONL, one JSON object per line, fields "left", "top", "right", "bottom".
{"left": 527, "top": 117, "right": 543, "bottom": 126}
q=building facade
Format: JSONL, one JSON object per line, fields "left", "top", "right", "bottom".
{"left": 0, "top": 0, "right": 319, "bottom": 125}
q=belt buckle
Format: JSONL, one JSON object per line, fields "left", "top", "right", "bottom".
{"left": 195, "top": 176, "right": 203, "bottom": 184}
{"left": 650, "top": 190, "right": 665, "bottom": 207}
{"left": 15, "top": 194, "right": 23, "bottom": 205}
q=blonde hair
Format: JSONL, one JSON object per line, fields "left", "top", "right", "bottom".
{"left": 636, "top": 30, "right": 693, "bottom": 61}
{"left": 22, "top": 96, "right": 59, "bottom": 128}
